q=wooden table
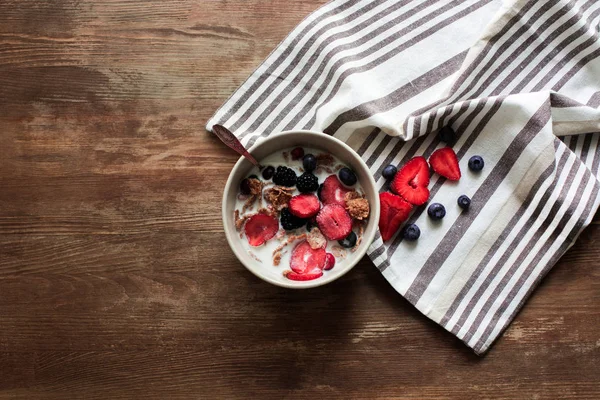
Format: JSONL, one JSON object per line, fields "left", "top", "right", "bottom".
{"left": 1, "top": 1, "right": 599, "bottom": 398}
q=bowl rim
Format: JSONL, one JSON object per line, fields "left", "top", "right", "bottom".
{"left": 221, "top": 129, "right": 380, "bottom": 289}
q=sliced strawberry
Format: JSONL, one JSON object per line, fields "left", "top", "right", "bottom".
{"left": 379, "top": 192, "right": 413, "bottom": 241}
{"left": 391, "top": 156, "right": 430, "bottom": 205}
{"left": 316, "top": 204, "right": 352, "bottom": 241}
{"left": 244, "top": 213, "right": 279, "bottom": 246}
{"left": 429, "top": 147, "right": 461, "bottom": 181}
{"left": 320, "top": 175, "right": 351, "bottom": 207}
{"left": 324, "top": 253, "right": 335, "bottom": 271}
{"left": 284, "top": 270, "right": 323, "bottom": 281}
{"left": 290, "top": 240, "right": 327, "bottom": 274}
{"left": 289, "top": 194, "right": 320, "bottom": 218}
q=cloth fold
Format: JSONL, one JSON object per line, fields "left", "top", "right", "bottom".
{"left": 208, "top": 0, "right": 600, "bottom": 354}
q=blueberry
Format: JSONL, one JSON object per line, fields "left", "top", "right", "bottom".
{"left": 339, "top": 167, "right": 357, "bottom": 186}
{"left": 303, "top": 154, "right": 317, "bottom": 172}
{"left": 338, "top": 231, "right": 357, "bottom": 248}
{"left": 382, "top": 165, "right": 398, "bottom": 180}
{"left": 240, "top": 178, "right": 251, "bottom": 195}
{"left": 468, "top": 155, "right": 484, "bottom": 172}
{"left": 249, "top": 174, "right": 258, "bottom": 179}
{"left": 261, "top": 166, "right": 275, "bottom": 180}
{"left": 427, "top": 203, "right": 446, "bottom": 220}
{"left": 438, "top": 126, "right": 456, "bottom": 144}
{"left": 457, "top": 195, "right": 471, "bottom": 210}
{"left": 403, "top": 224, "right": 420, "bottom": 241}
{"left": 306, "top": 217, "right": 317, "bottom": 232}
{"left": 317, "top": 183, "right": 324, "bottom": 201}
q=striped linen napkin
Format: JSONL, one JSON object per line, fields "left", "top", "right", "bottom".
{"left": 208, "top": 0, "right": 600, "bottom": 354}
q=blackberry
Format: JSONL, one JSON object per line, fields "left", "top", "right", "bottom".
{"left": 296, "top": 172, "right": 319, "bottom": 193}
{"left": 273, "top": 166, "right": 297, "bottom": 187}
{"left": 317, "top": 184, "right": 324, "bottom": 201}
{"left": 280, "top": 208, "right": 307, "bottom": 230}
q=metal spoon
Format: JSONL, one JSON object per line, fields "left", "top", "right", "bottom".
{"left": 212, "top": 124, "right": 263, "bottom": 170}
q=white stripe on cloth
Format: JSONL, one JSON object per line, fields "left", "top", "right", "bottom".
{"left": 207, "top": 0, "right": 600, "bottom": 354}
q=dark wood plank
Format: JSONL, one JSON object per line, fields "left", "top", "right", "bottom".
{"left": 1, "top": 0, "right": 599, "bottom": 399}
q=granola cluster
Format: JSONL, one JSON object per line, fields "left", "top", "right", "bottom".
{"left": 344, "top": 191, "right": 370, "bottom": 220}
{"left": 263, "top": 186, "right": 294, "bottom": 210}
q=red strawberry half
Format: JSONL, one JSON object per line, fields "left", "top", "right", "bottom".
{"left": 316, "top": 204, "right": 352, "bottom": 241}
{"left": 244, "top": 213, "right": 279, "bottom": 246}
{"left": 429, "top": 147, "right": 461, "bottom": 181}
{"left": 379, "top": 192, "right": 413, "bottom": 241}
{"left": 320, "top": 175, "right": 351, "bottom": 207}
{"left": 289, "top": 194, "right": 320, "bottom": 218}
{"left": 290, "top": 240, "right": 327, "bottom": 274}
{"left": 391, "top": 156, "right": 430, "bottom": 205}
{"left": 284, "top": 270, "right": 323, "bottom": 281}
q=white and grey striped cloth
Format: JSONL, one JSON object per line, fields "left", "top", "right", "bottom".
{"left": 208, "top": 0, "right": 600, "bottom": 354}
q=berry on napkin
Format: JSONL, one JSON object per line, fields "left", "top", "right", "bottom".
{"left": 391, "top": 156, "right": 430, "bottom": 205}
{"left": 379, "top": 192, "right": 413, "bottom": 241}
{"left": 429, "top": 147, "right": 461, "bottom": 181}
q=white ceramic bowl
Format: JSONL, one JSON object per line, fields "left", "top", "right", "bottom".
{"left": 222, "top": 130, "right": 380, "bottom": 289}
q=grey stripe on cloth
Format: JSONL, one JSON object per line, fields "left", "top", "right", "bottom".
{"left": 400, "top": 0, "right": 554, "bottom": 133}
{"left": 208, "top": 0, "right": 600, "bottom": 354}
{"left": 439, "top": 140, "right": 566, "bottom": 328}
{"left": 551, "top": 93, "right": 587, "bottom": 108}
{"left": 472, "top": 162, "right": 597, "bottom": 352}
{"left": 588, "top": 91, "right": 600, "bottom": 107}
{"left": 212, "top": 0, "right": 360, "bottom": 126}
{"left": 245, "top": 0, "right": 495, "bottom": 147}
{"left": 323, "top": 50, "right": 468, "bottom": 134}
{"left": 461, "top": 148, "right": 583, "bottom": 343}
{"left": 474, "top": 180, "right": 600, "bottom": 353}
{"left": 383, "top": 98, "right": 503, "bottom": 261}
{"left": 404, "top": 102, "right": 551, "bottom": 303}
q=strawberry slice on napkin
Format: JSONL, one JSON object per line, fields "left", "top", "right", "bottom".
{"left": 429, "top": 147, "right": 461, "bottom": 181}
{"left": 379, "top": 192, "right": 413, "bottom": 241}
{"left": 391, "top": 156, "right": 430, "bottom": 205}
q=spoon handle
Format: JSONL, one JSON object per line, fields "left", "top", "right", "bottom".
{"left": 212, "top": 125, "right": 262, "bottom": 169}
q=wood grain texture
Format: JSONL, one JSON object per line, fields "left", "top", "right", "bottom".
{"left": 0, "top": 0, "right": 599, "bottom": 399}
